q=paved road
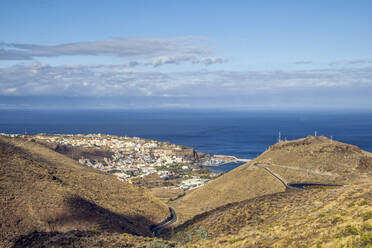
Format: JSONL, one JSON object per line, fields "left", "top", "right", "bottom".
{"left": 257, "top": 162, "right": 334, "bottom": 177}
{"left": 150, "top": 207, "right": 177, "bottom": 236}
{"left": 253, "top": 162, "right": 341, "bottom": 190}
{"left": 148, "top": 162, "right": 341, "bottom": 238}
{"left": 252, "top": 162, "right": 301, "bottom": 190}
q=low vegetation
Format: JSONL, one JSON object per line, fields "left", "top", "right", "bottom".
{"left": 0, "top": 136, "right": 169, "bottom": 247}
{"left": 170, "top": 183, "right": 372, "bottom": 247}
{"left": 1, "top": 135, "right": 371, "bottom": 247}
{"left": 171, "top": 136, "right": 372, "bottom": 225}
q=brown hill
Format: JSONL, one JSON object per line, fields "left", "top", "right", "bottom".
{"left": 256, "top": 136, "right": 372, "bottom": 184}
{"left": 172, "top": 183, "right": 372, "bottom": 247}
{"left": 170, "top": 164, "right": 286, "bottom": 223}
{"left": 171, "top": 136, "right": 372, "bottom": 223}
{"left": 0, "top": 136, "right": 169, "bottom": 247}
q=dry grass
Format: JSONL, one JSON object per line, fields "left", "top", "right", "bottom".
{"left": 258, "top": 136, "right": 372, "bottom": 184}
{"left": 2, "top": 135, "right": 372, "bottom": 248}
{"left": 0, "top": 136, "right": 169, "bottom": 247}
{"left": 150, "top": 187, "right": 185, "bottom": 202}
{"left": 170, "top": 165, "right": 286, "bottom": 224}
{"left": 171, "top": 183, "right": 372, "bottom": 247}
{"left": 171, "top": 136, "right": 372, "bottom": 225}
{"left": 12, "top": 231, "right": 178, "bottom": 248}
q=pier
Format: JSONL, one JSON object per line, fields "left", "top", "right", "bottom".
{"left": 209, "top": 155, "right": 251, "bottom": 166}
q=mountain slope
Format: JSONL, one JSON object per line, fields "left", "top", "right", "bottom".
{"left": 171, "top": 164, "right": 285, "bottom": 223}
{"left": 255, "top": 136, "right": 372, "bottom": 184}
{"left": 171, "top": 136, "right": 372, "bottom": 223}
{"left": 0, "top": 136, "right": 169, "bottom": 247}
{"left": 173, "top": 183, "right": 372, "bottom": 247}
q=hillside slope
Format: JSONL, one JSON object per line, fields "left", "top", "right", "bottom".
{"left": 0, "top": 136, "right": 169, "bottom": 247}
{"left": 171, "top": 165, "right": 285, "bottom": 223}
{"left": 256, "top": 136, "right": 372, "bottom": 184}
{"left": 173, "top": 183, "right": 372, "bottom": 247}
{"left": 172, "top": 136, "right": 372, "bottom": 223}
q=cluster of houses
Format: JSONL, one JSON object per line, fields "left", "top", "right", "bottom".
{"left": 12, "top": 133, "right": 215, "bottom": 189}
{"left": 180, "top": 178, "right": 210, "bottom": 190}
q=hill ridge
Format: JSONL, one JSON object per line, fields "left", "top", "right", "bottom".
{"left": 170, "top": 136, "right": 372, "bottom": 224}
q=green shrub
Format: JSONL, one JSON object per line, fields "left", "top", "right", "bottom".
{"left": 362, "top": 223, "right": 372, "bottom": 231}
{"left": 196, "top": 226, "right": 209, "bottom": 240}
{"left": 229, "top": 237, "right": 240, "bottom": 244}
{"left": 360, "top": 232, "right": 372, "bottom": 247}
{"left": 348, "top": 202, "right": 356, "bottom": 208}
{"left": 362, "top": 211, "right": 372, "bottom": 221}
{"left": 332, "top": 216, "right": 344, "bottom": 224}
{"left": 146, "top": 241, "right": 168, "bottom": 248}
{"left": 318, "top": 213, "right": 326, "bottom": 218}
{"left": 173, "top": 229, "right": 194, "bottom": 244}
{"left": 359, "top": 200, "right": 368, "bottom": 206}
{"left": 342, "top": 225, "right": 359, "bottom": 236}
{"left": 92, "top": 224, "right": 101, "bottom": 234}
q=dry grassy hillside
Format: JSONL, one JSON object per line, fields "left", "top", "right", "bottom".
{"left": 0, "top": 136, "right": 169, "bottom": 247}
{"left": 171, "top": 165, "right": 286, "bottom": 223}
{"left": 3, "top": 135, "right": 371, "bottom": 248}
{"left": 172, "top": 183, "right": 372, "bottom": 247}
{"left": 12, "top": 184, "right": 372, "bottom": 247}
{"left": 171, "top": 136, "right": 372, "bottom": 224}
{"left": 258, "top": 136, "right": 372, "bottom": 184}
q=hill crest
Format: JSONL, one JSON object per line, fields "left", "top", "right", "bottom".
{"left": 171, "top": 136, "right": 372, "bottom": 224}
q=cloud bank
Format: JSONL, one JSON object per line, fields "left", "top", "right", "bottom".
{"left": 0, "top": 38, "right": 226, "bottom": 67}
{"left": 1, "top": 62, "right": 371, "bottom": 98}
{"left": 1, "top": 37, "right": 371, "bottom": 109}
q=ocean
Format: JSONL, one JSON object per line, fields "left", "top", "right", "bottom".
{"left": 1, "top": 109, "right": 372, "bottom": 172}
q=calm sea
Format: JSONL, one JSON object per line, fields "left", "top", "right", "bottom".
{"left": 1, "top": 109, "right": 372, "bottom": 172}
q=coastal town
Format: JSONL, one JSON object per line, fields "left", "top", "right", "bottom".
{"left": 0, "top": 133, "right": 236, "bottom": 190}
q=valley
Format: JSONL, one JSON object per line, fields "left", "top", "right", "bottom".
{"left": 0, "top": 134, "right": 371, "bottom": 247}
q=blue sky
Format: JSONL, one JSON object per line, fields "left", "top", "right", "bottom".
{"left": 0, "top": 0, "right": 371, "bottom": 109}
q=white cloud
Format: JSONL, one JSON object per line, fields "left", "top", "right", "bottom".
{"left": 0, "top": 38, "right": 228, "bottom": 68}
{"left": 0, "top": 37, "right": 209, "bottom": 60}
{"left": 295, "top": 61, "right": 312, "bottom": 65}
{"left": 329, "top": 59, "right": 372, "bottom": 66}
{"left": 347, "top": 59, "right": 372, "bottom": 65}
{"left": 1, "top": 62, "right": 371, "bottom": 97}
{"left": 2, "top": 88, "right": 17, "bottom": 94}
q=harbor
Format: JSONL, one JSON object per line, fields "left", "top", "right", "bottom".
{"left": 202, "top": 155, "right": 251, "bottom": 172}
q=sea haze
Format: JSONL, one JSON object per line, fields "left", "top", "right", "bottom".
{"left": 1, "top": 109, "right": 372, "bottom": 160}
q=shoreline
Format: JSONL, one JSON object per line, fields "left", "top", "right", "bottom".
{"left": 204, "top": 161, "right": 248, "bottom": 173}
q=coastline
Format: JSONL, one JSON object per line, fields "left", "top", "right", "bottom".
{"left": 204, "top": 161, "right": 247, "bottom": 173}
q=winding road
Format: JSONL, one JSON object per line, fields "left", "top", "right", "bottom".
{"left": 149, "top": 162, "right": 297, "bottom": 237}
{"left": 150, "top": 207, "right": 177, "bottom": 236}
{"left": 252, "top": 162, "right": 342, "bottom": 190}
{"left": 150, "top": 162, "right": 341, "bottom": 237}
{"left": 252, "top": 162, "right": 300, "bottom": 190}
